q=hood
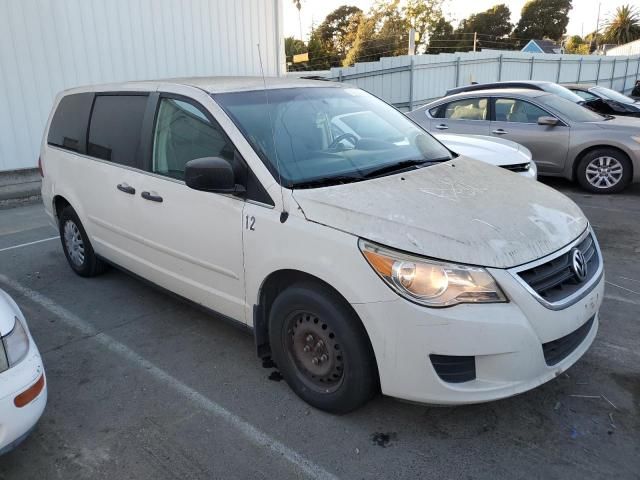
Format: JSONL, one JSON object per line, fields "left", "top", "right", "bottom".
{"left": 595, "top": 115, "right": 640, "bottom": 130}
{"left": 293, "top": 157, "right": 587, "bottom": 269}
{"left": 434, "top": 134, "right": 531, "bottom": 167}
{"left": 0, "top": 289, "right": 18, "bottom": 336}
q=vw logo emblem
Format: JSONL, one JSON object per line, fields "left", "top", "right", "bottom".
{"left": 571, "top": 248, "right": 588, "bottom": 282}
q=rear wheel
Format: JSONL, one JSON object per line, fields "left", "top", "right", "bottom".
{"left": 576, "top": 149, "right": 632, "bottom": 193}
{"left": 59, "top": 206, "right": 107, "bottom": 277}
{"left": 268, "top": 282, "right": 378, "bottom": 413}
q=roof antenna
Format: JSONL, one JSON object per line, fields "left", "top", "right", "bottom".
{"left": 257, "top": 43, "right": 288, "bottom": 223}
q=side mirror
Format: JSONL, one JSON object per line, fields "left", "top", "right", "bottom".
{"left": 538, "top": 116, "right": 559, "bottom": 127}
{"left": 185, "top": 157, "right": 243, "bottom": 194}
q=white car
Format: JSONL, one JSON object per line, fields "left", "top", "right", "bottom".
{"left": 331, "top": 111, "right": 536, "bottom": 179}
{"left": 41, "top": 78, "right": 602, "bottom": 413}
{"left": 433, "top": 134, "right": 537, "bottom": 180}
{"left": 0, "top": 289, "right": 47, "bottom": 454}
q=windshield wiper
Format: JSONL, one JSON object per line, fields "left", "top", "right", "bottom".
{"left": 362, "top": 158, "right": 446, "bottom": 179}
{"left": 292, "top": 175, "right": 364, "bottom": 189}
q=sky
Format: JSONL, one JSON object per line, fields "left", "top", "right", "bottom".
{"left": 283, "top": 0, "right": 631, "bottom": 41}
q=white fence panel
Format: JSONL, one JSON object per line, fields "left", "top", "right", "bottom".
{"left": 329, "top": 51, "right": 640, "bottom": 111}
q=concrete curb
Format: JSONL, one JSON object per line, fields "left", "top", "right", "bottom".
{"left": 0, "top": 168, "right": 41, "bottom": 201}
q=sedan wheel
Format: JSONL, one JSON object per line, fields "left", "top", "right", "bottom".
{"left": 577, "top": 149, "right": 631, "bottom": 194}
{"left": 585, "top": 156, "right": 624, "bottom": 190}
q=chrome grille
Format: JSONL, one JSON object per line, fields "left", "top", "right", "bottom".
{"left": 510, "top": 229, "right": 603, "bottom": 309}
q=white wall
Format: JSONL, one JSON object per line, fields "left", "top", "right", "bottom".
{"left": 606, "top": 39, "right": 640, "bottom": 57}
{"left": 0, "top": 0, "right": 284, "bottom": 172}
{"left": 330, "top": 51, "right": 640, "bottom": 111}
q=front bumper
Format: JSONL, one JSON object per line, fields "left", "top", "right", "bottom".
{"left": 0, "top": 344, "right": 47, "bottom": 454}
{"left": 353, "top": 271, "right": 603, "bottom": 405}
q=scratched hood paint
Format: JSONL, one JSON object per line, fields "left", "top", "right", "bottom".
{"left": 293, "top": 157, "right": 587, "bottom": 268}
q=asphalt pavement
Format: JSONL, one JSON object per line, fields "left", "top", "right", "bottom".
{"left": 0, "top": 178, "right": 638, "bottom": 480}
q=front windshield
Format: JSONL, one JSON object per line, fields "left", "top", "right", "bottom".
{"left": 215, "top": 87, "right": 451, "bottom": 187}
{"left": 543, "top": 83, "right": 585, "bottom": 103}
{"left": 539, "top": 94, "right": 605, "bottom": 122}
{"left": 592, "top": 86, "right": 636, "bottom": 104}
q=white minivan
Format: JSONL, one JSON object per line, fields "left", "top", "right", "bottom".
{"left": 41, "top": 77, "right": 603, "bottom": 413}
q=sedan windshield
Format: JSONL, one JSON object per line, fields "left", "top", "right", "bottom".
{"left": 215, "top": 87, "right": 451, "bottom": 188}
{"left": 592, "top": 86, "right": 636, "bottom": 104}
{"left": 539, "top": 94, "right": 605, "bottom": 122}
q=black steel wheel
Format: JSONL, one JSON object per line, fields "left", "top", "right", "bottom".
{"left": 268, "top": 282, "right": 378, "bottom": 413}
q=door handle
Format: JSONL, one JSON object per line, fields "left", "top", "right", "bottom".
{"left": 141, "top": 191, "right": 163, "bottom": 203}
{"left": 117, "top": 183, "right": 135, "bottom": 195}
{"left": 492, "top": 129, "right": 508, "bottom": 135}
{"left": 435, "top": 124, "right": 449, "bottom": 130}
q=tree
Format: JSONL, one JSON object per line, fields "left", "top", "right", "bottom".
{"left": 344, "top": 0, "right": 407, "bottom": 65}
{"left": 285, "top": 37, "right": 307, "bottom": 71}
{"left": 455, "top": 4, "right": 514, "bottom": 51}
{"left": 513, "top": 0, "right": 572, "bottom": 42}
{"left": 403, "top": 0, "right": 445, "bottom": 51}
{"left": 315, "top": 6, "right": 363, "bottom": 57}
{"left": 603, "top": 4, "right": 640, "bottom": 45}
{"left": 564, "top": 35, "right": 589, "bottom": 54}
{"left": 426, "top": 16, "right": 454, "bottom": 54}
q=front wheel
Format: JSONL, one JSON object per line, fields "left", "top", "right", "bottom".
{"left": 576, "top": 149, "right": 632, "bottom": 194}
{"left": 268, "top": 282, "right": 378, "bottom": 413}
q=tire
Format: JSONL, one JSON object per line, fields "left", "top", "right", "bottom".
{"left": 58, "top": 206, "right": 107, "bottom": 277}
{"left": 268, "top": 282, "right": 378, "bottom": 413}
{"left": 576, "top": 148, "right": 632, "bottom": 194}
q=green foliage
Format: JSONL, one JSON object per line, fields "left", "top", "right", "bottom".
{"left": 285, "top": 37, "right": 308, "bottom": 71}
{"left": 454, "top": 4, "right": 514, "bottom": 51}
{"left": 513, "top": 0, "right": 573, "bottom": 42}
{"left": 603, "top": 4, "right": 640, "bottom": 45}
{"left": 564, "top": 35, "right": 589, "bottom": 54}
{"left": 316, "top": 6, "right": 363, "bottom": 57}
{"left": 427, "top": 17, "right": 454, "bottom": 54}
{"left": 403, "top": 0, "right": 445, "bottom": 50}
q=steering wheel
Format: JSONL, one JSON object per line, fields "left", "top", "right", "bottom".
{"left": 328, "top": 133, "right": 358, "bottom": 150}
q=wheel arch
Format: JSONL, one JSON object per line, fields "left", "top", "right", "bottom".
{"left": 253, "top": 269, "right": 378, "bottom": 373}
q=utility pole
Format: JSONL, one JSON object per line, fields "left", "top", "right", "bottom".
{"left": 594, "top": 2, "right": 601, "bottom": 53}
{"left": 408, "top": 26, "right": 416, "bottom": 55}
{"left": 473, "top": 32, "right": 477, "bottom": 52}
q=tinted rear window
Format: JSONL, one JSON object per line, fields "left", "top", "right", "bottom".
{"left": 88, "top": 95, "right": 148, "bottom": 167}
{"left": 47, "top": 93, "right": 94, "bottom": 153}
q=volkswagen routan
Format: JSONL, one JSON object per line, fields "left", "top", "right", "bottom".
{"left": 41, "top": 77, "right": 603, "bottom": 413}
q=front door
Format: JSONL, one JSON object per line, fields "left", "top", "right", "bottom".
{"left": 490, "top": 97, "right": 570, "bottom": 173}
{"left": 132, "top": 92, "right": 246, "bottom": 322}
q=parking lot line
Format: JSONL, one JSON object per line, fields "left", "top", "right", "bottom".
{"left": 0, "top": 273, "right": 339, "bottom": 480}
{"left": 0, "top": 236, "right": 58, "bottom": 253}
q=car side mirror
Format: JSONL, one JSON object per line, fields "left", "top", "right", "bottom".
{"left": 538, "top": 116, "right": 559, "bottom": 127}
{"left": 185, "top": 157, "right": 244, "bottom": 195}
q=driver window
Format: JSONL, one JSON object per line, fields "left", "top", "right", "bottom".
{"left": 152, "top": 98, "right": 234, "bottom": 180}
{"left": 443, "top": 98, "right": 488, "bottom": 121}
{"left": 495, "top": 98, "right": 549, "bottom": 123}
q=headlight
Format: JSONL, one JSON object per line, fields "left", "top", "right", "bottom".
{"left": 1, "top": 316, "right": 30, "bottom": 371}
{"left": 359, "top": 240, "right": 507, "bottom": 307}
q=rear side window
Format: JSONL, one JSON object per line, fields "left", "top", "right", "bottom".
{"left": 47, "top": 93, "right": 94, "bottom": 153}
{"left": 442, "top": 98, "right": 488, "bottom": 120}
{"left": 88, "top": 95, "right": 148, "bottom": 167}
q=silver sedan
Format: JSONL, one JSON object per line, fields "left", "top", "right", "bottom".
{"left": 408, "top": 88, "right": 640, "bottom": 193}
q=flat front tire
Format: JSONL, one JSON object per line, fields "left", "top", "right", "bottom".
{"left": 59, "top": 206, "right": 107, "bottom": 277}
{"left": 268, "top": 282, "right": 378, "bottom": 414}
{"left": 576, "top": 149, "right": 632, "bottom": 194}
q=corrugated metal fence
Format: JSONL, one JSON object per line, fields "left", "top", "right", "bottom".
{"left": 329, "top": 51, "right": 640, "bottom": 111}
{"left": 0, "top": 0, "right": 284, "bottom": 173}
